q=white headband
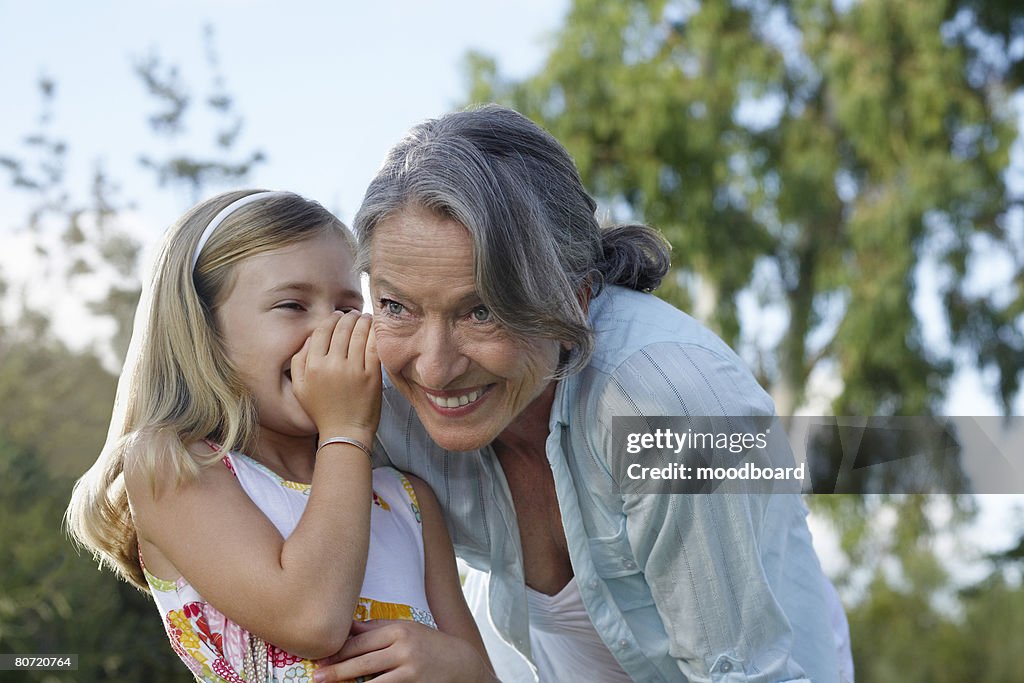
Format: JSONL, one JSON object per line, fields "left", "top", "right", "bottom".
{"left": 191, "top": 191, "right": 291, "bottom": 271}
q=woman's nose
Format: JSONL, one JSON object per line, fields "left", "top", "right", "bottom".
{"left": 414, "top": 321, "right": 470, "bottom": 389}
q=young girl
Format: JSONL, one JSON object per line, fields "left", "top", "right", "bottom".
{"left": 66, "top": 190, "right": 494, "bottom": 683}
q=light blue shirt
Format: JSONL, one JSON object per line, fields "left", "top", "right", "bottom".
{"left": 372, "top": 286, "right": 843, "bottom": 682}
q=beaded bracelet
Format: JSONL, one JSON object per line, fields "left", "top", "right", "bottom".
{"left": 316, "top": 436, "right": 372, "bottom": 459}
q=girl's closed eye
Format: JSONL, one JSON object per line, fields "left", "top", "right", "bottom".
{"left": 275, "top": 301, "right": 307, "bottom": 312}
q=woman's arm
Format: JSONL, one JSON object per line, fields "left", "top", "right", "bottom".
{"left": 597, "top": 341, "right": 841, "bottom": 682}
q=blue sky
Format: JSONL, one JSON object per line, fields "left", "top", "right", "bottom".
{"left": 0, "top": 1, "right": 567, "bottom": 225}
{"left": 0, "top": 0, "right": 568, "bottom": 354}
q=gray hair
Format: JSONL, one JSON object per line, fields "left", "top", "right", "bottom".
{"left": 354, "top": 104, "right": 670, "bottom": 377}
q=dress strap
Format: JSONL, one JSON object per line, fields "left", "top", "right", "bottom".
{"left": 203, "top": 439, "right": 238, "bottom": 478}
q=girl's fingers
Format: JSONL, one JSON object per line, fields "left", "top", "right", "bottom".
{"left": 328, "top": 311, "right": 361, "bottom": 358}
{"left": 314, "top": 624, "right": 395, "bottom": 682}
{"left": 315, "top": 651, "right": 390, "bottom": 683}
{"left": 364, "top": 324, "right": 379, "bottom": 370}
{"left": 308, "top": 313, "right": 341, "bottom": 358}
{"left": 338, "top": 620, "right": 391, "bottom": 658}
{"left": 290, "top": 336, "right": 310, "bottom": 382}
{"left": 346, "top": 314, "right": 373, "bottom": 366}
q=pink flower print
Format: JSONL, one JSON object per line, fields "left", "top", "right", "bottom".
{"left": 211, "top": 657, "right": 247, "bottom": 683}
{"left": 205, "top": 609, "right": 250, "bottom": 672}
{"left": 270, "top": 644, "right": 303, "bottom": 668}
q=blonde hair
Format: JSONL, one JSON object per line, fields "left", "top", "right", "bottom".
{"left": 66, "top": 189, "right": 354, "bottom": 590}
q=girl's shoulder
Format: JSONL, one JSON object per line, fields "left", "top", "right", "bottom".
{"left": 125, "top": 438, "right": 260, "bottom": 588}
{"left": 123, "top": 433, "right": 239, "bottom": 538}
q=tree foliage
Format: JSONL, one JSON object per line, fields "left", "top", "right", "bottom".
{"left": 0, "top": 321, "right": 115, "bottom": 478}
{"left": 0, "top": 440, "right": 190, "bottom": 682}
{"left": 136, "top": 25, "right": 265, "bottom": 204}
{"left": 467, "top": 0, "right": 1024, "bottom": 417}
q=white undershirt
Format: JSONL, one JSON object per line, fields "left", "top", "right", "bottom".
{"left": 525, "top": 578, "right": 633, "bottom": 683}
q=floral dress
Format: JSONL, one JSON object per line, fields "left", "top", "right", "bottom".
{"left": 143, "top": 453, "right": 435, "bottom": 683}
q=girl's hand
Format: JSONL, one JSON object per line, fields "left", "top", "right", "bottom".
{"left": 291, "top": 311, "right": 381, "bottom": 445}
{"left": 312, "top": 621, "right": 497, "bottom": 683}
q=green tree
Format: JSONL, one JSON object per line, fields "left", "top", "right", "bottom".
{"left": 959, "top": 570, "right": 1024, "bottom": 682}
{"left": 467, "top": 0, "right": 1023, "bottom": 417}
{"left": 0, "top": 438, "right": 190, "bottom": 682}
{"left": 136, "top": 25, "right": 266, "bottom": 205}
{"left": 844, "top": 572, "right": 972, "bottom": 683}
{"left": 0, "top": 317, "right": 115, "bottom": 479}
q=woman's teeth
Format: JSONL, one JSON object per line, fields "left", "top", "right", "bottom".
{"left": 426, "top": 388, "right": 483, "bottom": 408}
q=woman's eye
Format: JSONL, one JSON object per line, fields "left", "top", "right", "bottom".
{"left": 470, "top": 306, "right": 491, "bottom": 322}
{"left": 380, "top": 299, "right": 405, "bottom": 316}
{"left": 276, "top": 302, "right": 305, "bottom": 311}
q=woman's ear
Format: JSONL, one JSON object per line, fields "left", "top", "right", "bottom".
{"left": 576, "top": 282, "right": 592, "bottom": 316}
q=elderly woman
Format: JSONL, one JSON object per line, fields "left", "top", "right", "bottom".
{"left": 345, "top": 105, "right": 849, "bottom": 682}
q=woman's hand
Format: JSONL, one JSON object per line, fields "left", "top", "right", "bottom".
{"left": 291, "top": 311, "right": 381, "bottom": 445}
{"left": 313, "top": 620, "right": 498, "bottom": 683}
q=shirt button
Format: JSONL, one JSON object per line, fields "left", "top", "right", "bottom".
{"left": 719, "top": 660, "right": 733, "bottom": 673}
{"left": 589, "top": 579, "right": 599, "bottom": 589}
{"left": 618, "top": 638, "right": 631, "bottom": 650}
{"left": 623, "top": 559, "right": 637, "bottom": 570}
